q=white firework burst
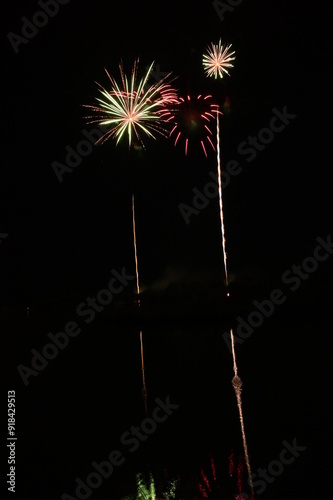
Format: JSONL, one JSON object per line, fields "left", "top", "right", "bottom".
{"left": 203, "top": 39, "right": 236, "bottom": 79}
{"left": 83, "top": 59, "right": 177, "bottom": 149}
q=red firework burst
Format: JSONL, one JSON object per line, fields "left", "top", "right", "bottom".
{"left": 170, "top": 94, "right": 221, "bottom": 157}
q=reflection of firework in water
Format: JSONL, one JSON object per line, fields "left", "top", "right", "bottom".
{"left": 170, "top": 94, "right": 220, "bottom": 157}
{"left": 83, "top": 59, "right": 177, "bottom": 149}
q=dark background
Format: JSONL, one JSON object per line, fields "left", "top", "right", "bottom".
{"left": 1, "top": 0, "right": 332, "bottom": 499}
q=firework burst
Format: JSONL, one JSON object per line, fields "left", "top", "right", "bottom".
{"left": 203, "top": 40, "right": 255, "bottom": 498}
{"left": 203, "top": 39, "right": 236, "bottom": 79}
{"left": 170, "top": 94, "right": 221, "bottom": 157}
{"left": 83, "top": 59, "right": 177, "bottom": 149}
{"left": 84, "top": 59, "right": 177, "bottom": 418}
{"left": 201, "top": 40, "right": 235, "bottom": 289}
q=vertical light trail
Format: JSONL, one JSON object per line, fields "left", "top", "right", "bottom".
{"left": 216, "top": 112, "right": 229, "bottom": 289}
{"left": 230, "top": 327, "right": 238, "bottom": 377}
{"left": 140, "top": 330, "right": 148, "bottom": 417}
{"left": 132, "top": 194, "right": 141, "bottom": 304}
{"left": 232, "top": 374, "right": 255, "bottom": 498}
{"left": 132, "top": 194, "right": 148, "bottom": 416}
{"left": 217, "top": 115, "right": 254, "bottom": 497}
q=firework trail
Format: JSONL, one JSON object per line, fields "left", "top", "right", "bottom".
{"left": 216, "top": 112, "right": 228, "bottom": 289}
{"left": 203, "top": 40, "right": 255, "bottom": 498}
{"left": 132, "top": 194, "right": 141, "bottom": 306}
{"left": 132, "top": 194, "right": 148, "bottom": 417}
{"left": 202, "top": 39, "right": 235, "bottom": 291}
{"left": 232, "top": 374, "right": 254, "bottom": 497}
{"left": 230, "top": 327, "right": 238, "bottom": 378}
{"left": 84, "top": 60, "right": 177, "bottom": 418}
{"left": 230, "top": 327, "right": 255, "bottom": 497}
{"left": 140, "top": 331, "right": 148, "bottom": 417}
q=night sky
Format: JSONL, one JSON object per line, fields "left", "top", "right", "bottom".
{"left": 2, "top": 1, "right": 332, "bottom": 499}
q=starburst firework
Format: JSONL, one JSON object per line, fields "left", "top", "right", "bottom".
{"left": 84, "top": 59, "right": 178, "bottom": 418}
{"left": 83, "top": 59, "right": 177, "bottom": 149}
{"left": 203, "top": 40, "right": 255, "bottom": 498}
{"left": 203, "top": 39, "right": 235, "bottom": 79}
{"left": 170, "top": 94, "right": 221, "bottom": 157}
